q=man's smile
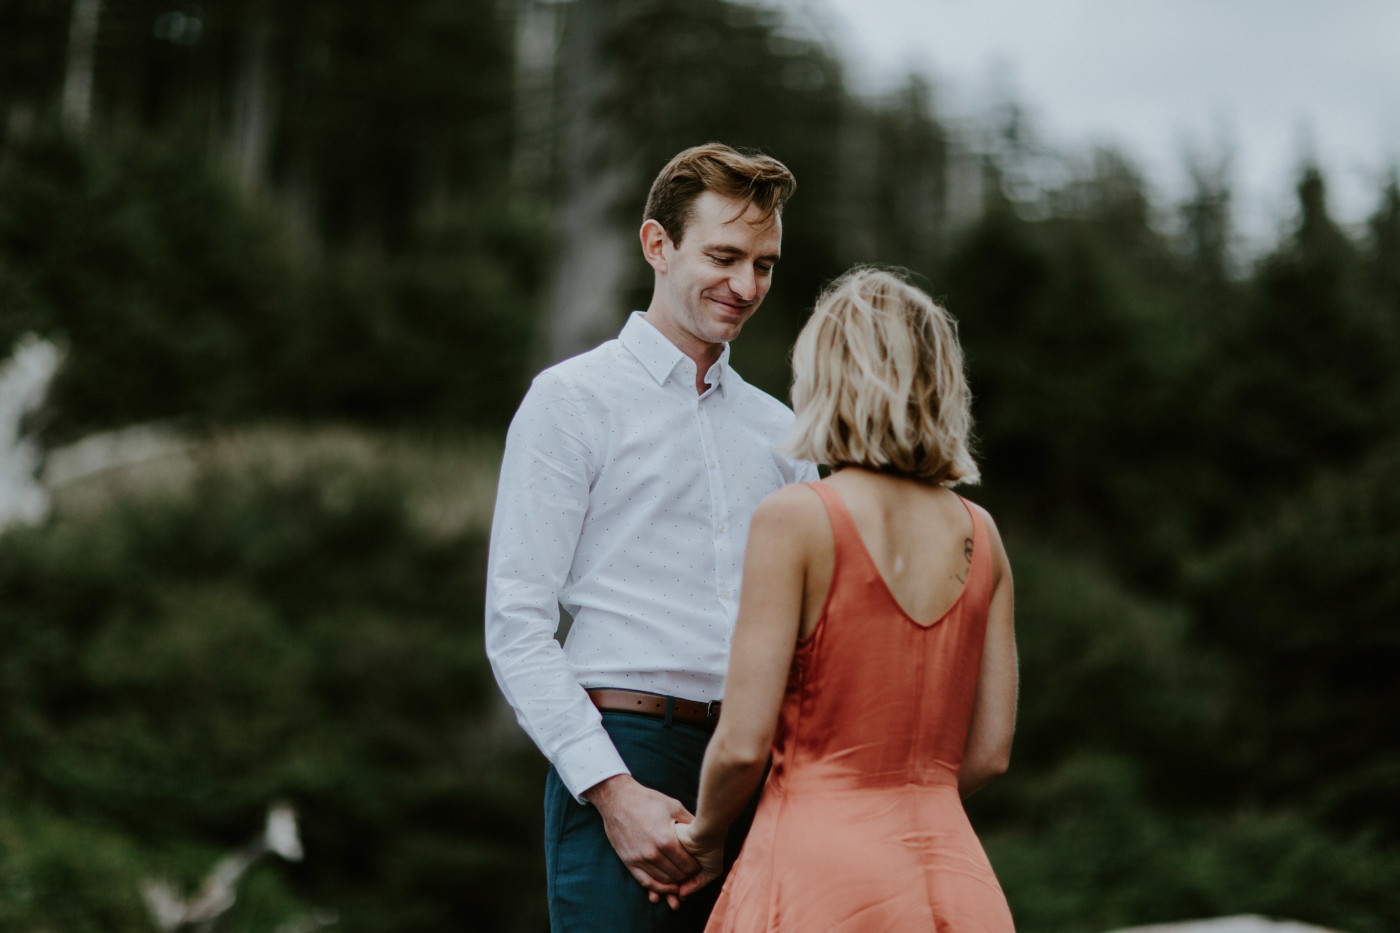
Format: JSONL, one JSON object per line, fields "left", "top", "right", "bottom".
{"left": 706, "top": 294, "right": 752, "bottom": 316}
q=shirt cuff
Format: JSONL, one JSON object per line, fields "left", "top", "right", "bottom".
{"left": 555, "top": 728, "right": 631, "bottom": 803}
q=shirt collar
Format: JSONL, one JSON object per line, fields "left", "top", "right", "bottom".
{"left": 620, "top": 312, "right": 731, "bottom": 393}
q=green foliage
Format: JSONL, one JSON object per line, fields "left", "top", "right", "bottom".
{"left": 0, "top": 0, "right": 67, "bottom": 118}
{"left": 270, "top": 0, "right": 516, "bottom": 249}
{"left": 0, "top": 126, "right": 296, "bottom": 438}
{"left": 0, "top": 128, "right": 542, "bottom": 436}
{"left": 0, "top": 466, "right": 546, "bottom": 933}
{"left": 978, "top": 542, "right": 1225, "bottom": 793}
{"left": 1, "top": 0, "right": 516, "bottom": 250}
{"left": 1191, "top": 440, "right": 1400, "bottom": 839}
{"left": 838, "top": 75, "right": 954, "bottom": 275}
{"left": 973, "top": 516, "right": 1400, "bottom": 933}
{"left": 0, "top": 808, "right": 155, "bottom": 933}
{"left": 1365, "top": 177, "right": 1400, "bottom": 308}
{"left": 983, "top": 753, "right": 1400, "bottom": 933}
{"left": 278, "top": 199, "right": 542, "bottom": 427}
{"left": 1207, "top": 168, "right": 1400, "bottom": 497}
{"left": 945, "top": 153, "right": 1400, "bottom": 929}
{"left": 943, "top": 189, "right": 1207, "bottom": 587}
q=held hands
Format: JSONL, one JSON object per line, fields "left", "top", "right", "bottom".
{"left": 644, "top": 820, "right": 724, "bottom": 910}
{"left": 586, "top": 775, "right": 704, "bottom": 908}
{"left": 585, "top": 774, "right": 725, "bottom": 911}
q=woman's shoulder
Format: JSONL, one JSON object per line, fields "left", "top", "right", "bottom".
{"left": 745, "top": 483, "right": 832, "bottom": 571}
{"left": 756, "top": 480, "right": 826, "bottom": 521}
{"left": 750, "top": 481, "right": 829, "bottom": 539}
{"left": 957, "top": 495, "right": 1002, "bottom": 542}
{"left": 957, "top": 494, "right": 994, "bottom": 528}
{"left": 956, "top": 494, "right": 1011, "bottom": 584}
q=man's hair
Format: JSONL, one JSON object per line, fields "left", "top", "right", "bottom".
{"left": 643, "top": 143, "right": 796, "bottom": 246}
{"left": 785, "top": 267, "right": 980, "bottom": 487}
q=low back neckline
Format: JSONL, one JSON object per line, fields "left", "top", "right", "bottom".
{"left": 809, "top": 480, "right": 979, "bottom": 630}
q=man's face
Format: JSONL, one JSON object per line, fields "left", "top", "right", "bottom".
{"left": 644, "top": 190, "right": 783, "bottom": 355}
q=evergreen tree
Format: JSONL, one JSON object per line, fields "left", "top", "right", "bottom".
{"left": 1365, "top": 175, "right": 1400, "bottom": 314}
{"left": 1210, "top": 165, "right": 1400, "bottom": 501}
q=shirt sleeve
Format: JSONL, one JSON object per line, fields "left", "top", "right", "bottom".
{"left": 484, "top": 370, "right": 628, "bottom": 801}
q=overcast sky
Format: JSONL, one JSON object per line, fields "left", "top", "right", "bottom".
{"left": 776, "top": 0, "right": 1400, "bottom": 244}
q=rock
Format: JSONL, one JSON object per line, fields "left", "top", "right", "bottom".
{"left": 1104, "top": 915, "right": 1346, "bottom": 933}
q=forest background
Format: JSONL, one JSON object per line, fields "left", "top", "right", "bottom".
{"left": 2, "top": 1, "right": 1398, "bottom": 931}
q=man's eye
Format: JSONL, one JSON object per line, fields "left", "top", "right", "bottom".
{"left": 711, "top": 256, "right": 734, "bottom": 265}
{"left": 757, "top": 264, "right": 774, "bottom": 276}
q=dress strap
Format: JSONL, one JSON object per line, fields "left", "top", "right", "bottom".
{"left": 953, "top": 494, "right": 991, "bottom": 598}
{"left": 804, "top": 480, "right": 860, "bottom": 555}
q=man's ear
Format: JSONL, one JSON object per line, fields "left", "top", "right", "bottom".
{"left": 640, "top": 219, "right": 671, "bottom": 273}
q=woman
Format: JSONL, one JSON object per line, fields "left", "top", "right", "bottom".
{"left": 673, "top": 267, "right": 1018, "bottom": 930}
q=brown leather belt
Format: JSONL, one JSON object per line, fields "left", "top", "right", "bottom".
{"left": 587, "top": 688, "right": 721, "bottom": 729}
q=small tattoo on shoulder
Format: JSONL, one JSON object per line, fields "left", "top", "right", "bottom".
{"left": 955, "top": 536, "right": 973, "bottom": 584}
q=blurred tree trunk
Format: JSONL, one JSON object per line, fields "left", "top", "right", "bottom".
{"left": 513, "top": 0, "right": 561, "bottom": 194}
{"left": 537, "top": 0, "right": 638, "bottom": 366}
{"left": 835, "top": 77, "right": 953, "bottom": 273}
{"left": 230, "top": 7, "right": 274, "bottom": 193}
{"left": 62, "top": 0, "right": 101, "bottom": 132}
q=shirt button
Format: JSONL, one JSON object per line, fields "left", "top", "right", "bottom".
{"left": 721, "top": 589, "right": 733, "bottom": 599}
{"left": 708, "top": 460, "right": 718, "bottom": 470}
{"left": 716, "top": 523, "right": 726, "bottom": 534}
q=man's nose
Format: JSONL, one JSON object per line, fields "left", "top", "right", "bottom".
{"left": 729, "top": 265, "right": 757, "bottom": 301}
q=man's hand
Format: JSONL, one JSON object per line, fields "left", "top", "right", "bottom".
{"left": 584, "top": 774, "right": 701, "bottom": 905}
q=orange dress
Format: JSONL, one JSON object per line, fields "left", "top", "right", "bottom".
{"left": 705, "top": 481, "right": 1015, "bottom": 932}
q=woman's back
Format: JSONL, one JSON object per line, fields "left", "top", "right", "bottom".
{"left": 704, "top": 473, "right": 1016, "bottom": 930}
{"left": 774, "top": 473, "right": 992, "bottom": 792}
{"left": 797, "top": 469, "right": 977, "bottom": 636}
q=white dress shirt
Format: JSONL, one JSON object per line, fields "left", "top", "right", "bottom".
{"left": 485, "top": 312, "right": 817, "bottom": 799}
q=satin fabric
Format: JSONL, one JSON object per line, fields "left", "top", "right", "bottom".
{"left": 705, "top": 481, "right": 1015, "bottom": 932}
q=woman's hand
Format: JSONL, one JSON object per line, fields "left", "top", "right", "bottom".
{"left": 645, "top": 820, "right": 723, "bottom": 910}
{"left": 673, "top": 820, "right": 724, "bottom": 895}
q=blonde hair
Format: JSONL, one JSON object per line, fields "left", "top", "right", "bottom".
{"left": 785, "top": 267, "right": 979, "bottom": 486}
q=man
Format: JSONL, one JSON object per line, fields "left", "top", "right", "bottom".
{"left": 485, "top": 143, "right": 816, "bottom": 931}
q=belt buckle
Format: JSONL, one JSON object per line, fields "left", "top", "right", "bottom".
{"left": 705, "top": 700, "right": 720, "bottom": 722}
